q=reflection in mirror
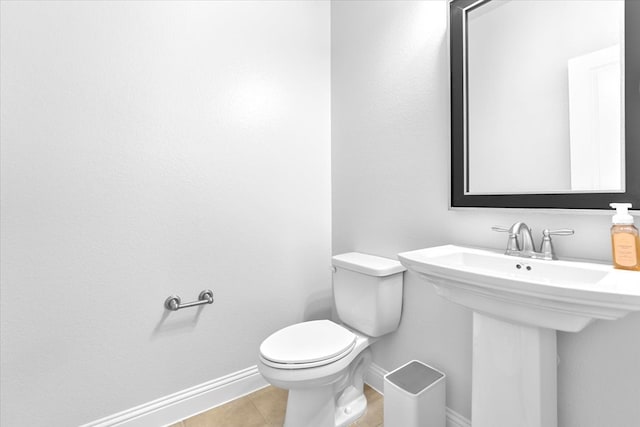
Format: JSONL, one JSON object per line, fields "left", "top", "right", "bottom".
{"left": 467, "top": 0, "right": 624, "bottom": 194}
{"left": 450, "top": 0, "right": 640, "bottom": 209}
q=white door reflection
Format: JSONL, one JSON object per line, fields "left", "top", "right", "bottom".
{"left": 568, "top": 45, "right": 623, "bottom": 191}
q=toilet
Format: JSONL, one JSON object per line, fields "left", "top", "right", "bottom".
{"left": 257, "top": 252, "right": 405, "bottom": 427}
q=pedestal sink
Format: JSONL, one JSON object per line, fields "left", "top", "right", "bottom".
{"left": 398, "top": 245, "right": 640, "bottom": 427}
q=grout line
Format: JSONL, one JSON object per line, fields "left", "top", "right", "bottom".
{"left": 248, "top": 398, "right": 269, "bottom": 425}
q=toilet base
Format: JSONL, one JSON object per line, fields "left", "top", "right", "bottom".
{"left": 283, "top": 383, "right": 368, "bottom": 427}
{"left": 335, "top": 386, "right": 367, "bottom": 427}
{"left": 282, "top": 349, "right": 372, "bottom": 427}
{"left": 284, "top": 385, "right": 337, "bottom": 427}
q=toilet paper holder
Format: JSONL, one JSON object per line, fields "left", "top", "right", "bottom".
{"left": 164, "top": 290, "right": 214, "bottom": 311}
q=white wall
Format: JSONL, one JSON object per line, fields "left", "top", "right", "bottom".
{"left": 331, "top": 1, "right": 640, "bottom": 425}
{"left": 0, "top": 2, "right": 331, "bottom": 426}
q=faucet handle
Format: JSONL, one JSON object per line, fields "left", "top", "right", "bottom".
{"left": 540, "top": 228, "right": 574, "bottom": 260}
{"left": 492, "top": 226, "right": 520, "bottom": 254}
{"left": 543, "top": 228, "right": 575, "bottom": 237}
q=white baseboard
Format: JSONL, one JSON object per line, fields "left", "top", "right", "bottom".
{"left": 365, "top": 362, "right": 471, "bottom": 427}
{"left": 446, "top": 407, "right": 472, "bottom": 427}
{"left": 364, "top": 361, "right": 387, "bottom": 394}
{"left": 80, "top": 366, "right": 268, "bottom": 427}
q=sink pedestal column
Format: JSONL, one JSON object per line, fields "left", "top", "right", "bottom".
{"left": 472, "top": 312, "right": 557, "bottom": 427}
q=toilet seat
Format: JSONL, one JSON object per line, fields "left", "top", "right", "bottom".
{"left": 260, "top": 320, "right": 356, "bottom": 370}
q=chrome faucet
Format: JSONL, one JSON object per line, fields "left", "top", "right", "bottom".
{"left": 492, "top": 222, "right": 574, "bottom": 260}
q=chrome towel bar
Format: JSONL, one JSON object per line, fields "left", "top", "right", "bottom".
{"left": 165, "top": 289, "right": 214, "bottom": 311}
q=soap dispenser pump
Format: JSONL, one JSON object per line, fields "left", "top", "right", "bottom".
{"left": 610, "top": 203, "right": 640, "bottom": 271}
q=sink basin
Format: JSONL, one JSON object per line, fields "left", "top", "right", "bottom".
{"left": 398, "top": 244, "right": 640, "bottom": 332}
{"left": 398, "top": 244, "right": 640, "bottom": 427}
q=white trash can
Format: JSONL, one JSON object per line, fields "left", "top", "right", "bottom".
{"left": 383, "top": 360, "right": 446, "bottom": 427}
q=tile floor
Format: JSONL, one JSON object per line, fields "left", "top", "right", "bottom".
{"left": 169, "top": 385, "right": 383, "bottom": 427}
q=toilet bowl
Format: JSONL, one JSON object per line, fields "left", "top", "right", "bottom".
{"left": 257, "top": 253, "right": 405, "bottom": 427}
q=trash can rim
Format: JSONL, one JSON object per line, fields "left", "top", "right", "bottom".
{"left": 384, "top": 359, "right": 446, "bottom": 397}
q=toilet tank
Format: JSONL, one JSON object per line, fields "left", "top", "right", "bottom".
{"left": 332, "top": 253, "right": 406, "bottom": 337}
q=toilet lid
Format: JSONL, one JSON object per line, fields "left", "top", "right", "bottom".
{"left": 260, "top": 320, "right": 356, "bottom": 367}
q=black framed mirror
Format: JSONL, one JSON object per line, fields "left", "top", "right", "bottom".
{"left": 451, "top": 0, "right": 639, "bottom": 209}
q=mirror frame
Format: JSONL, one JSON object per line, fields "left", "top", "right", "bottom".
{"left": 450, "top": 0, "right": 640, "bottom": 209}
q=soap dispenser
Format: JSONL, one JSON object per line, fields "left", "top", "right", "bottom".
{"left": 610, "top": 203, "right": 640, "bottom": 271}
